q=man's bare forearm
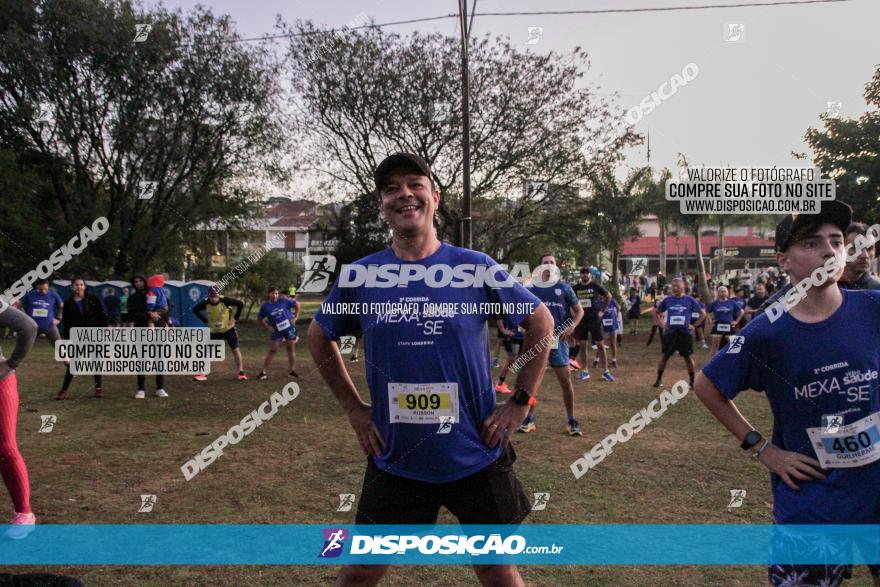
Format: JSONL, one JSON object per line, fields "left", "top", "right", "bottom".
{"left": 307, "top": 320, "right": 367, "bottom": 413}
{"left": 694, "top": 372, "right": 754, "bottom": 443}
{"left": 512, "top": 305, "right": 553, "bottom": 394}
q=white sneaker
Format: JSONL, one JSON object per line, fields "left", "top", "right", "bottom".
{"left": 5, "top": 512, "right": 36, "bottom": 540}
{"left": 134, "top": 390, "right": 146, "bottom": 399}
{"left": 154, "top": 388, "right": 168, "bottom": 398}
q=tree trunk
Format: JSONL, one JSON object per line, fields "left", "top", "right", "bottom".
{"left": 693, "top": 224, "right": 711, "bottom": 302}
{"left": 611, "top": 247, "right": 620, "bottom": 300}
{"left": 658, "top": 218, "right": 668, "bottom": 276}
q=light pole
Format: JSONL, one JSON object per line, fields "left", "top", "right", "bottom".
{"left": 459, "top": 0, "right": 472, "bottom": 248}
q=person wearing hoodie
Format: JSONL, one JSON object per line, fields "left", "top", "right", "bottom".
{"left": 127, "top": 274, "right": 168, "bottom": 399}
{"left": 55, "top": 278, "right": 109, "bottom": 400}
{"left": 145, "top": 274, "right": 170, "bottom": 326}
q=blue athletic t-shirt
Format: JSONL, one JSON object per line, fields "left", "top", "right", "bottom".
{"left": 657, "top": 294, "right": 702, "bottom": 333}
{"left": 20, "top": 289, "right": 63, "bottom": 330}
{"left": 527, "top": 281, "right": 578, "bottom": 329}
{"left": 258, "top": 298, "right": 297, "bottom": 331}
{"left": 702, "top": 289, "right": 880, "bottom": 524}
{"left": 731, "top": 296, "right": 747, "bottom": 311}
{"left": 146, "top": 287, "right": 168, "bottom": 311}
{"left": 707, "top": 299, "right": 741, "bottom": 324}
{"left": 602, "top": 299, "right": 620, "bottom": 331}
{"left": 502, "top": 315, "right": 524, "bottom": 341}
{"left": 314, "top": 243, "right": 541, "bottom": 483}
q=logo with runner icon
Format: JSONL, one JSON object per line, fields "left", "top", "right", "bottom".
{"left": 822, "top": 414, "right": 843, "bottom": 434}
{"left": 319, "top": 528, "right": 348, "bottom": 558}
{"left": 726, "top": 335, "right": 745, "bottom": 354}
{"left": 138, "top": 494, "right": 157, "bottom": 513}
{"left": 629, "top": 258, "right": 647, "bottom": 276}
{"left": 337, "top": 493, "right": 356, "bottom": 512}
{"left": 301, "top": 255, "right": 337, "bottom": 293}
{"left": 436, "top": 416, "right": 454, "bottom": 434}
{"left": 38, "top": 415, "right": 57, "bottom": 433}
{"left": 338, "top": 336, "right": 355, "bottom": 355}
{"left": 727, "top": 489, "right": 746, "bottom": 510}
{"left": 532, "top": 492, "right": 550, "bottom": 511}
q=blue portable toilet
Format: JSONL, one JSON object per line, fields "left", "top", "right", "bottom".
{"left": 163, "top": 280, "right": 185, "bottom": 326}
{"left": 84, "top": 280, "right": 102, "bottom": 298}
{"left": 95, "top": 280, "right": 130, "bottom": 300}
{"left": 94, "top": 280, "right": 129, "bottom": 319}
{"left": 51, "top": 280, "right": 72, "bottom": 302}
{"left": 180, "top": 280, "right": 215, "bottom": 327}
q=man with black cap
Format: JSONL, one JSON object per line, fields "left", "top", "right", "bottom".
{"left": 695, "top": 200, "right": 880, "bottom": 587}
{"left": 572, "top": 266, "right": 613, "bottom": 382}
{"left": 309, "top": 153, "right": 553, "bottom": 586}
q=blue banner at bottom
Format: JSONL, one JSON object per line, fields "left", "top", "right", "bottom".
{"left": 0, "top": 525, "right": 877, "bottom": 565}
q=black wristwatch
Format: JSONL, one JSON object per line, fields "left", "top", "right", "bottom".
{"left": 512, "top": 387, "right": 537, "bottom": 406}
{"left": 740, "top": 430, "right": 763, "bottom": 451}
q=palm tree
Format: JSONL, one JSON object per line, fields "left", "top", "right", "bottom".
{"left": 584, "top": 166, "right": 652, "bottom": 296}
{"left": 675, "top": 154, "right": 711, "bottom": 301}
{"left": 641, "top": 168, "right": 675, "bottom": 275}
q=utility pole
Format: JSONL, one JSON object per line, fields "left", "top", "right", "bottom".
{"left": 459, "top": 0, "right": 473, "bottom": 248}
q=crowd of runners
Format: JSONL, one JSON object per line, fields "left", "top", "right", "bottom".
{"left": 0, "top": 152, "right": 877, "bottom": 587}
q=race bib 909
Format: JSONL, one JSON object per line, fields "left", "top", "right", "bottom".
{"left": 388, "top": 382, "right": 459, "bottom": 425}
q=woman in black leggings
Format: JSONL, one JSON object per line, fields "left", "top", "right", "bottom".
{"left": 126, "top": 274, "right": 167, "bottom": 398}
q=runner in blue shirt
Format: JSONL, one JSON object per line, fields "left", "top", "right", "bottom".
{"left": 522, "top": 254, "right": 585, "bottom": 434}
{"left": 256, "top": 287, "right": 299, "bottom": 380}
{"left": 626, "top": 287, "right": 642, "bottom": 336}
{"left": 687, "top": 285, "right": 709, "bottom": 350}
{"left": 309, "top": 153, "right": 553, "bottom": 587}
{"left": 602, "top": 297, "right": 621, "bottom": 368}
{"left": 697, "top": 201, "right": 880, "bottom": 587}
{"left": 16, "top": 279, "right": 63, "bottom": 345}
{"left": 649, "top": 276, "right": 705, "bottom": 389}
{"left": 706, "top": 285, "right": 743, "bottom": 358}
{"left": 494, "top": 315, "right": 524, "bottom": 394}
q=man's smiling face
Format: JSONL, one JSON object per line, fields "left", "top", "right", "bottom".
{"left": 378, "top": 171, "right": 439, "bottom": 237}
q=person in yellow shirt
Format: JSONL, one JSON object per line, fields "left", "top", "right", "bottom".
{"left": 191, "top": 286, "right": 246, "bottom": 381}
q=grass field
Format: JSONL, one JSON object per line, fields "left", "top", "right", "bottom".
{"left": 3, "top": 314, "right": 875, "bottom": 586}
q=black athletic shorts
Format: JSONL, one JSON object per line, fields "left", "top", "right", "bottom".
{"left": 210, "top": 328, "right": 239, "bottom": 350}
{"left": 661, "top": 330, "right": 694, "bottom": 357}
{"left": 575, "top": 316, "right": 603, "bottom": 343}
{"left": 503, "top": 338, "right": 523, "bottom": 355}
{"left": 710, "top": 323, "right": 734, "bottom": 336}
{"left": 356, "top": 444, "right": 531, "bottom": 525}
{"left": 496, "top": 327, "right": 506, "bottom": 339}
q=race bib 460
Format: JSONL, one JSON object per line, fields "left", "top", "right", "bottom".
{"left": 807, "top": 412, "right": 880, "bottom": 468}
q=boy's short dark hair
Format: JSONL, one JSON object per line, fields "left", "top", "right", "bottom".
{"left": 35, "top": 278, "right": 49, "bottom": 286}
{"left": 845, "top": 222, "right": 877, "bottom": 253}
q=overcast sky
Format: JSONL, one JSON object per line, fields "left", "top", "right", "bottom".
{"left": 162, "top": 0, "right": 878, "bottom": 182}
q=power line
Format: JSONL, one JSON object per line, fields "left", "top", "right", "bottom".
{"left": 472, "top": 0, "right": 856, "bottom": 17}
{"left": 177, "top": 14, "right": 456, "bottom": 47}
{"left": 176, "top": 0, "right": 856, "bottom": 47}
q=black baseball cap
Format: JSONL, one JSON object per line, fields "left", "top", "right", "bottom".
{"left": 374, "top": 153, "right": 432, "bottom": 192}
{"left": 774, "top": 200, "right": 852, "bottom": 252}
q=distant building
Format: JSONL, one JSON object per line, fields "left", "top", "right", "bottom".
{"left": 190, "top": 198, "right": 338, "bottom": 268}
{"left": 621, "top": 215, "right": 776, "bottom": 275}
